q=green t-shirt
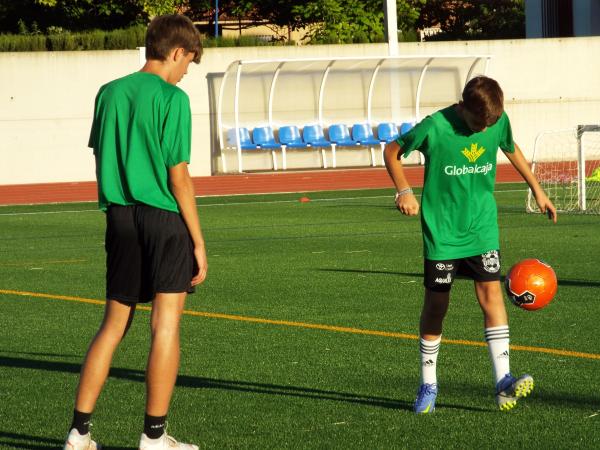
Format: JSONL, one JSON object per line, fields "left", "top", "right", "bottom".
{"left": 89, "top": 72, "right": 192, "bottom": 213}
{"left": 397, "top": 105, "right": 515, "bottom": 260}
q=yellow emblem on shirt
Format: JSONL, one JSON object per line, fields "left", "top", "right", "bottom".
{"left": 461, "top": 143, "right": 485, "bottom": 163}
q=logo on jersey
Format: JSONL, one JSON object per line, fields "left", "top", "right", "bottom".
{"left": 444, "top": 143, "right": 491, "bottom": 176}
{"left": 461, "top": 143, "right": 486, "bottom": 163}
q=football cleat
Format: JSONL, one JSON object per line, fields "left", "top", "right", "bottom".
{"left": 63, "top": 428, "right": 100, "bottom": 450}
{"left": 414, "top": 383, "right": 438, "bottom": 414}
{"left": 496, "top": 373, "right": 534, "bottom": 411}
{"left": 139, "top": 432, "right": 199, "bottom": 450}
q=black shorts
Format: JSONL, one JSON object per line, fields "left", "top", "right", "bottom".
{"left": 105, "top": 204, "right": 196, "bottom": 303}
{"left": 424, "top": 250, "right": 501, "bottom": 292}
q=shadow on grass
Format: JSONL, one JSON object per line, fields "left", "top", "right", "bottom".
{"left": 0, "top": 431, "right": 63, "bottom": 449}
{"left": 318, "top": 268, "right": 600, "bottom": 288}
{"left": 0, "top": 349, "right": 80, "bottom": 358}
{"left": 0, "top": 430, "right": 134, "bottom": 450}
{"left": 0, "top": 355, "right": 489, "bottom": 414}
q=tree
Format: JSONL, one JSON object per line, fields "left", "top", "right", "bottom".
{"left": 417, "top": 0, "right": 525, "bottom": 40}
{"left": 396, "top": 0, "right": 425, "bottom": 36}
{"left": 292, "top": 0, "right": 385, "bottom": 44}
{"left": 0, "top": 0, "right": 147, "bottom": 32}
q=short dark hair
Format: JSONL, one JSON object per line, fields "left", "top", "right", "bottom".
{"left": 145, "top": 14, "right": 202, "bottom": 64}
{"left": 461, "top": 76, "right": 504, "bottom": 128}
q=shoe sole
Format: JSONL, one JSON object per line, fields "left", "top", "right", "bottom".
{"left": 498, "top": 378, "right": 534, "bottom": 411}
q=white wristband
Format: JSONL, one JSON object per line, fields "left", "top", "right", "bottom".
{"left": 395, "top": 188, "right": 413, "bottom": 201}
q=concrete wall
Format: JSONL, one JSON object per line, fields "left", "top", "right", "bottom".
{"left": 1, "top": 37, "right": 599, "bottom": 185}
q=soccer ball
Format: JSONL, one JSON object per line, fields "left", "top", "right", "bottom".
{"left": 504, "top": 259, "right": 558, "bottom": 311}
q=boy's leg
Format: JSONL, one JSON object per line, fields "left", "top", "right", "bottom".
{"left": 474, "top": 280, "right": 507, "bottom": 328}
{"left": 74, "top": 299, "right": 136, "bottom": 415}
{"left": 420, "top": 288, "right": 450, "bottom": 338}
{"left": 65, "top": 299, "right": 136, "bottom": 450}
{"left": 141, "top": 292, "right": 198, "bottom": 448}
{"left": 414, "top": 288, "right": 450, "bottom": 413}
{"left": 475, "top": 280, "right": 510, "bottom": 383}
{"left": 144, "top": 292, "right": 186, "bottom": 437}
{"left": 419, "top": 288, "right": 449, "bottom": 385}
{"left": 475, "top": 280, "right": 533, "bottom": 410}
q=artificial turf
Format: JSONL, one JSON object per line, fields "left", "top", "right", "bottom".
{"left": 0, "top": 184, "right": 599, "bottom": 449}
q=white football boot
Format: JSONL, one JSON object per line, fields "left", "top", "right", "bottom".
{"left": 139, "top": 432, "right": 199, "bottom": 450}
{"left": 63, "top": 428, "right": 100, "bottom": 450}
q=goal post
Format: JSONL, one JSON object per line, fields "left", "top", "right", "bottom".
{"left": 527, "top": 125, "right": 600, "bottom": 214}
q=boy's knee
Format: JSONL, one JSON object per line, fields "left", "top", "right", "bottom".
{"left": 423, "top": 289, "right": 450, "bottom": 316}
{"left": 150, "top": 320, "right": 181, "bottom": 339}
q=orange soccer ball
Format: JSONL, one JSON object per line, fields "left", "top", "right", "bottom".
{"left": 504, "top": 259, "right": 558, "bottom": 311}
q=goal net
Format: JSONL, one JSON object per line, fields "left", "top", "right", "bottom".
{"left": 527, "top": 125, "right": 600, "bottom": 214}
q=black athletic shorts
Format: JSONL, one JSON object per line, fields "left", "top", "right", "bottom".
{"left": 105, "top": 204, "right": 196, "bottom": 303}
{"left": 424, "top": 250, "right": 501, "bottom": 292}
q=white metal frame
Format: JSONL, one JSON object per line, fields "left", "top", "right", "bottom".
{"left": 528, "top": 125, "right": 600, "bottom": 213}
{"left": 217, "top": 54, "right": 492, "bottom": 173}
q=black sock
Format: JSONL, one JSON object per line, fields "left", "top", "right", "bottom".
{"left": 144, "top": 414, "right": 167, "bottom": 439}
{"left": 70, "top": 409, "right": 92, "bottom": 435}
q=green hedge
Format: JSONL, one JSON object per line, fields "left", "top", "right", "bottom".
{"left": 0, "top": 27, "right": 295, "bottom": 52}
{"left": 0, "top": 26, "right": 146, "bottom": 52}
{"left": 194, "top": 35, "right": 295, "bottom": 48}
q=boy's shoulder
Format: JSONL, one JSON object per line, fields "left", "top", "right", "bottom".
{"left": 97, "top": 72, "right": 188, "bottom": 103}
{"left": 410, "top": 106, "right": 452, "bottom": 133}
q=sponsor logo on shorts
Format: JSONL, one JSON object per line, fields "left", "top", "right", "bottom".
{"left": 482, "top": 250, "right": 500, "bottom": 273}
{"left": 435, "top": 262, "right": 454, "bottom": 271}
{"left": 434, "top": 273, "right": 452, "bottom": 284}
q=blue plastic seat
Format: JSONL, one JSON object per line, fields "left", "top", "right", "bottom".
{"left": 252, "top": 126, "right": 281, "bottom": 149}
{"left": 251, "top": 126, "right": 281, "bottom": 170}
{"left": 222, "top": 127, "right": 260, "bottom": 172}
{"left": 301, "top": 124, "right": 331, "bottom": 168}
{"left": 352, "top": 123, "right": 380, "bottom": 146}
{"left": 328, "top": 124, "right": 357, "bottom": 147}
{"left": 227, "top": 127, "right": 259, "bottom": 150}
{"left": 376, "top": 122, "right": 400, "bottom": 165}
{"left": 303, "top": 124, "right": 331, "bottom": 147}
{"left": 278, "top": 126, "right": 308, "bottom": 149}
{"left": 328, "top": 124, "right": 359, "bottom": 168}
{"left": 352, "top": 123, "right": 380, "bottom": 166}
{"left": 277, "top": 125, "right": 309, "bottom": 170}
{"left": 400, "top": 121, "right": 414, "bottom": 136}
{"left": 377, "top": 122, "right": 399, "bottom": 143}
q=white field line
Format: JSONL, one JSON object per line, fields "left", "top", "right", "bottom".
{"left": 0, "top": 189, "right": 527, "bottom": 217}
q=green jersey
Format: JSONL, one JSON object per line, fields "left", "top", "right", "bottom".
{"left": 398, "top": 105, "right": 515, "bottom": 260}
{"left": 89, "top": 72, "right": 192, "bottom": 213}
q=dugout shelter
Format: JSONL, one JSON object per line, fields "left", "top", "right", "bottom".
{"left": 217, "top": 55, "right": 491, "bottom": 173}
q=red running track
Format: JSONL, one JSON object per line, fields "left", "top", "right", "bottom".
{"left": 0, "top": 165, "right": 523, "bottom": 206}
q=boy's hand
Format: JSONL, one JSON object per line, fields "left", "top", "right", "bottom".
{"left": 191, "top": 245, "right": 208, "bottom": 286}
{"left": 534, "top": 191, "right": 557, "bottom": 223}
{"left": 396, "top": 193, "right": 420, "bottom": 216}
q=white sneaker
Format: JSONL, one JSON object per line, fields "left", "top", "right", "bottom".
{"left": 139, "top": 432, "right": 199, "bottom": 450}
{"left": 63, "top": 428, "right": 100, "bottom": 450}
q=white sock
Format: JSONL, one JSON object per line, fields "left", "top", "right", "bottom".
{"left": 420, "top": 336, "right": 441, "bottom": 385}
{"left": 485, "top": 325, "right": 510, "bottom": 385}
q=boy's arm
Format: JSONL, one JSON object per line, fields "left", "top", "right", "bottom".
{"left": 503, "top": 143, "right": 557, "bottom": 223}
{"left": 383, "top": 141, "right": 420, "bottom": 216}
{"left": 169, "top": 162, "right": 208, "bottom": 285}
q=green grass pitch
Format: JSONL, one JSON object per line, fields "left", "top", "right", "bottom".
{"left": 1, "top": 183, "right": 599, "bottom": 449}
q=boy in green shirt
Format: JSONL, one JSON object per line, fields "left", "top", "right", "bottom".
{"left": 64, "top": 15, "right": 206, "bottom": 449}
{"left": 384, "top": 76, "right": 557, "bottom": 413}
